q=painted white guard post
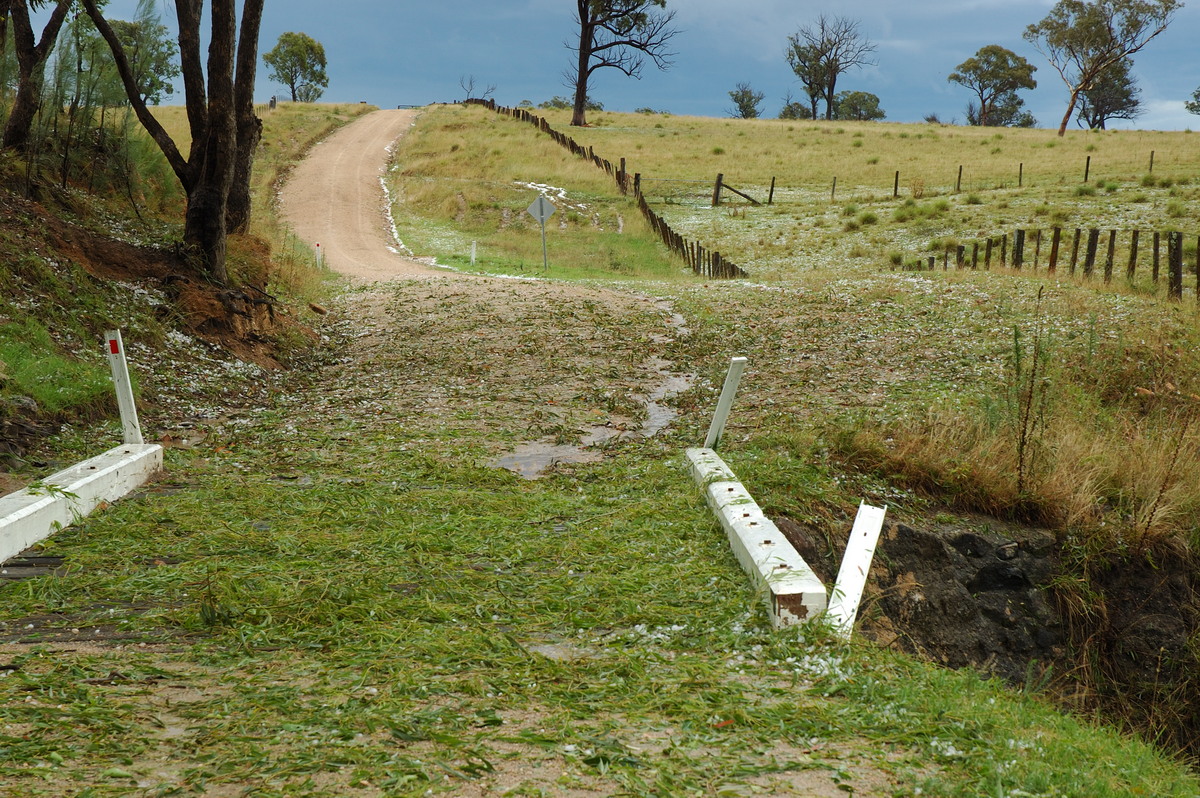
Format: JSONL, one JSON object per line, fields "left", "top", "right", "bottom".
{"left": 826, "top": 502, "right": 888, "bottom": 638}
{"left": 0, "top": 330, "right": 163, "bottom": 564}
{"left": 704, "top": 357, "right": 748, "bottom": 449}
{"left": 105, "top": 329, "right": 144, "bottom": 445}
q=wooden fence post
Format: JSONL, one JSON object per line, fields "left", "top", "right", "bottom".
{"left": 1168, "top": 231, "right": 1183, "bottom": 300}
{"left": 1070, "top": 228, "right": 1082, "bottom": 274}
{"left": 927, "top": 256, "right": 935, "bottom": 270}
{"left": 1084, "top": 155, "right": 1091, "bottom": 183}
{"left": 1153, "top": 231, "right": 1161, "bottom": 282}
{"left": 712, "top": 174, "right": 724, "bottom": 206}
{"left": 1048, "top": 227, "right": 1061, "bottom": 272}
{"left": 956, "top": 245, "right": 965, "bottom": 269}
{"left": 768, "top": 177, "right": 776, "bottom": 205}
{"left": 831, "top": 177, "right": 837, "bottom": 202}
{"left": 1019, "top": 162, "right": 1023, "bottom": 187}
{"left": 1149, "top": 150, "right": 1155, "bottom": 174}
{"left": 1104, "top": 230, "right": 1116, "bottom": 283}
{"left": 1084, "top": 228, "right": 1099, "bottom": 277}
{"left": 1014, "top": 229, "right": 1025, "bottom": 269}
{"left": 1034, "top": 229, "right": 1042, "bottom": 268}
{"left": 894, "top": 171, "right": 899, "bottom": 198}
{"left": 985, "top": 238, "right": 993, "bottom": 269}
{"left": 956, "top": 165, "right": 963, "bottom": 193}
{"left": 972, "top": 241, "right": 979, "bottom": 269}
{"left": 1127, "top": 229, "right": 1139, "bottom": 281}
{"left": 1001, "top": 234, "right": 1008, "bottom": 266}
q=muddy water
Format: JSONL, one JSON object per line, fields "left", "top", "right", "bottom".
{"left": 493, "top": 362, "right": 695, "bottom": 479}
{"left": 495, "top": 305, "right": 693, "bottom": 479}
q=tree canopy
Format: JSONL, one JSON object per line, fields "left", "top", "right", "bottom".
{"left": 567, "top": 0, "right": 677, "bottom": 127}
{"left": 834, "top": 90, "right": 884, "bottom": 121}
{"left": 1077, "top": 58, "right": 1141, "bottom": 128}
{"left": 727, "top": 82, "right": 764, "bottom": 119}
{"left": 264, "top": 31, "right": 328, "bottom": 103}
{"left": 948, "top": 45, "right": 1037, "bottom": 127}
{"left": 1024, "top": 0, "right": 1180, "bottom": 136}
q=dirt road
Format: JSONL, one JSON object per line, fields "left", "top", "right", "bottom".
{"left": 275, "top": 107, "right": 695, "bottom": 478}
{"left": 279, "top": 109, "right": 435, "bottom": 283}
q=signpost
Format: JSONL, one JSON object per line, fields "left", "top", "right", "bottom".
{"left": 526, "top": 194, "right": 556, "bottom": 271}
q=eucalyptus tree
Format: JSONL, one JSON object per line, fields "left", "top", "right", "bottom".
{"left": 1, "top": 0, "right": 71, "bottom": 151}
{"left": 948, "top": 45, "right": 1038, "bottom": 127}
{"left": 785, "top": 15, "right": 875, "bottom": 121}
{"left": 83, "top": 0, "right": 266, "bottom": 284}
{"left": 1024, "top": 0, "right": 1180, "bottom": 136}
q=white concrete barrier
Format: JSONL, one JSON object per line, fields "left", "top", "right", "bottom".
{"left": 0, "top": 444, "right": 163, "bottom": 564}
{"left": 686, "top": 447, "right": 827, "bottom": 628}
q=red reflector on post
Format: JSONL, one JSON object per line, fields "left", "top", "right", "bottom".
{"left": 109, "top": 339, "right": 120, "bottom": 355}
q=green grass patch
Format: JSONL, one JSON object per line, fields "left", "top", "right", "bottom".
{"left": 386, "top": 104, "right": 680, "bottom": 281}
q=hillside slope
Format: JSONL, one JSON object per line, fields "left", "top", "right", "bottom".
{"left": 0, "top": 107, "right": 1196, "bottom": 796}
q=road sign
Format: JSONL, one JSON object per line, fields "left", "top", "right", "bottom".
{"left": 527, "top": 195, "right": 556, "bottom": 224}
{"left": 527, "top": 194, "right": 556, "bottom": 271}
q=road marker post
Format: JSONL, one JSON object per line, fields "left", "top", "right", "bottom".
{"left": 105, "top": 330, "right": 144, "bottom": 445}
{"left": 704, "top": 357, "right": 748, "bottom": 449}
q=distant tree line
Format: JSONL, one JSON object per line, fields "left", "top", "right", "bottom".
{"left": 553, "top": 1, "right": 1184, "bottom": 131}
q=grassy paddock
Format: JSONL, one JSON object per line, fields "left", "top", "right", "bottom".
{"left": 523, "top": 110, "right": 1200, "bottom": 283}
{"left": 387, "top": 104, "right": 682, "bottom": 280}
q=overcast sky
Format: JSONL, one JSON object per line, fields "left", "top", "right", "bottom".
{"left": 82, "top": 1, "right": 1200, "bottom": 130}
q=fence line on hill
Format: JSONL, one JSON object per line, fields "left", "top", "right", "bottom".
{"left": 901, "top": 226, "right": 1200, "bottom": 301}
{"left": 465, "top": 99, "right": 746, "bottom": 279}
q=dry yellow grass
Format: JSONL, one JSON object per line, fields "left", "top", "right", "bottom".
{"left": 536, "top": 108, "right": 1196, "bottom": 191}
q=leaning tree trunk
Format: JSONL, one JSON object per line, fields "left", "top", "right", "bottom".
{"left": 1056, "top": 87, "right": 1082, "bottom": 137}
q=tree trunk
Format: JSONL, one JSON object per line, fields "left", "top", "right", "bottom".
{"left": 226, "top": 0, "right": 265, "bottom": 234}
{"left": 1057, "top": 87, "right": 1082, "bottom": 137}
{"left": 570, "top": 5, "right": 593, "bottom": 127}
{"left": 1, "top": 0, "right": 71, "bottom": 152}
{"left": 180, "top": 0, "right": 238, "bottom": 284}
{"left": 824, "top": 74, "right": 838, "bottom": 120}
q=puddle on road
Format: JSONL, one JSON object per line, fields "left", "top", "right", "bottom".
{"left": 495, "top": 351, "right": 694, "bottom": 479}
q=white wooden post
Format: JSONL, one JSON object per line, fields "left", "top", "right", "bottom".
{"left": 104, "top": 330, "right": 144, "bottom": 445}
{"left": 315, "top": 242, "right": 323, "bottom": 267}
{"left": 471, "top": 241, "right": 477, "bottom": 266}
{"left": 827, "top": 502, "right": 888, "bottom": 638}
{"left": 704, "top": 357, "right": 748, "bottom": 449}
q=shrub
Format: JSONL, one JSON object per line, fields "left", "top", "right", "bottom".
{"left": 1075, "top": 185, "right": 1097, "bottom": 197}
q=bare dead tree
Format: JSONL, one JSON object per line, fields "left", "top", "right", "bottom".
{"left": 459, "top": 74, "right": 496, "bottom": 101}
{"left": 786, "top": 15, "right": 876, "bottom": 121}
{"left": 567, "top": 0, "right": 677, "bottom": 127}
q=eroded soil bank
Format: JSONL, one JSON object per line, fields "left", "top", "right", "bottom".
{"left": 780, "top": 512, "right": 1200, "bottom": 764}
